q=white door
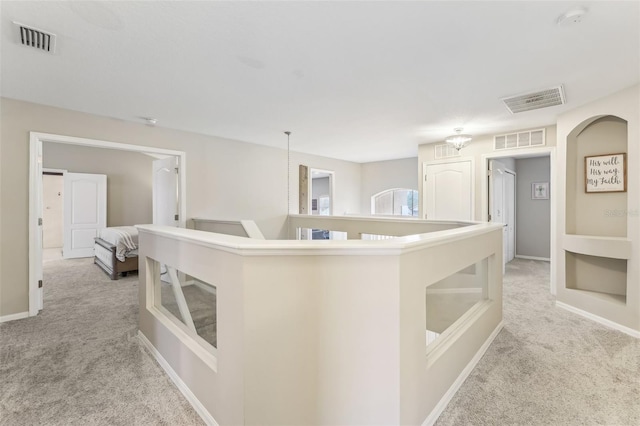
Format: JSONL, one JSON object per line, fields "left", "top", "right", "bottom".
{"left": 424, "top": 161, "right": 472, "bottom": 220}
{"left": 63, "top": 173, "right": 107, "bottom": 259}
{"left": 505, "top": 171, "right": 516, "bottom": 262}
{"left": 153, "top": 156, "right": 179, "bottom": 226}
{"left": 488, "top": 160, "right": 515, "bottom": 266}
{"left": 43, "top": 174, "right": 64, "bottom": 249}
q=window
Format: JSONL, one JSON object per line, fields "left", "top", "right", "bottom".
{"left": 371, "top": 188, "right": 419, "bottom": 217}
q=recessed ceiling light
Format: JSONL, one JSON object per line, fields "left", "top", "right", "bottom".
{"left": 557, "top": 7, "right": 588, "bottom": 26}
{"left": 142, "top": 117, "right": 157, "bottom": 126}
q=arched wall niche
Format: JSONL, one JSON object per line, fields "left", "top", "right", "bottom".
{"left": 564, "top": 114, "right": 629, "bottom": 302}
{"left": 565, "top": 114, "right": 628, "bottom": 237}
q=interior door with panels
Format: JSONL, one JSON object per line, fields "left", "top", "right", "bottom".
{"left": 63, "top": 173, "right": 107, "bottom": 259}
{"left": 423, "top": 160, "right": 473, "bottom": 221}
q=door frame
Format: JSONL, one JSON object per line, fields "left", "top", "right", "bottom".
{"left": 480, "top": 146, "right": 556, "bottom": 294}
{"left": 422, "top": 157, "right": 475, "bottom": 220}
{"left": 504, "top": 169, "right": 516, "bottom": 262}
{"left": 29, "top": 132, "right": 187, "bottom": 316}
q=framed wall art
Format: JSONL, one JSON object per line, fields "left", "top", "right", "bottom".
{"left": 585, "top": 153, "right": 626, "bottom": 193}
{"left": 531, "top": 182, "right": 549, "bottom": 200}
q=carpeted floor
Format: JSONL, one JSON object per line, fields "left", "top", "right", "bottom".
{"left": 161, "top": 281, "right": 217, "bottom": 348}
{"left": 436, "top": 258, "right": 640, "bottom": 425}
{"left": 0, "top": 257, "right": 203, "bottom": 426}
{"left": 1, "top": 257, "right": 638, "bottom": 425}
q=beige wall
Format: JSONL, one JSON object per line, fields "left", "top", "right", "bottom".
{"left": 556, "top": 84, "right": 639, "bottom": 332}
{"left": 360, "top": 157, "right": 418, "bottom": 214}
{"left": 418, "top": 126, "right": 557, "bottom": 220}
{"left": 43, "top": 143, "right": 154, "bottom": 227}
{"left": 0, "top": 97, "right": 362, "bottom": 317}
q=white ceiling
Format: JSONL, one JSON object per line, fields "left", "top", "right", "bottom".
{"left": 1, "top": 1, "right": 638, "bottom": 163}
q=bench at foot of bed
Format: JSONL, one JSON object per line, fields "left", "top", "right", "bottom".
{"left": 94, "top": 237, "right": 138, "bottom": 280}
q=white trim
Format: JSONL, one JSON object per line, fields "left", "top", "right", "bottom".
{"left": 480, "top": 146, "right": 557, "bottom": 295}
{"left": 425, "top": 287, "right": 483, "bottom": 295}
{"left": 29, "top": 132, "right": 187, "bottom": 317}
{"left": 0, "top": 311, "right": 30, "bottom": 323}
{"left": 137, "top": 222, "right": 503, "bottom": 257}
{"left": 515, "top": 255, "right": 550, "bottom": 262}
{"left": 42, "top": 168, "right": 67, "bottom": 174}
{"left": 29, "top": 133, "right": 43, "bottom": 316}
{"left": 240, "top": 220, "right": 266, "bottom": 240}
{"left": 422, "top": 321, "right": 504, "bottom": 426}
{"left": 555, "top": 301, "right": 640, "bottom": 338}
{"left": 137, "top": 331, "right": 219, "bottom": 426}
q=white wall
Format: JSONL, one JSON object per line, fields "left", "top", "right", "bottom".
{"left": 515, "top": 157, "right": 551, "bottom": 259}
{"left": 360, "top": 157, "right": 418, "bottom": 214}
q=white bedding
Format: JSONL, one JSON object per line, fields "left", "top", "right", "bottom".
{"left": 98, "top": 226, "right": 138, "bottom": 262}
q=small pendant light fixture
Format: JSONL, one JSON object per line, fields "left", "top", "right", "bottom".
{"left": 445, "top": 128, "right": 472, "bottom": 151}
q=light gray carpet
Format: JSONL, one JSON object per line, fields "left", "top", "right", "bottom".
{"left": 436, "top": 258, "right": 640, "bottom": 425}
{"left": 0, "top": 257, "right": 203, "bottom": 426}
{"left": 2, "top": 257, "right": 638, "bottom": 425}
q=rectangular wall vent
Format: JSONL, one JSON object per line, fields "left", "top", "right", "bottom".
{"left": 502, "top": 85, "right": 565, "bottom": 114}
{"left": 434, "top": 143, "right": 461, "bottom": 159}
{"left": 494, "top": 129, "right": 546, "bottom": 151}
{"left": 13, "top": 22, "right": 56, "bottom": 54}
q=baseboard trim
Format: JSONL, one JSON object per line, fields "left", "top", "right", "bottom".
{"left": 0, "top": 311, "right": 29, "bottom": 323}
{"left": 137, "top": 331, "right": 219, "bottom": 426}
{"left": 426, "top": 288, "right": 482, "bottom": 295}
{"left": 515, "top": 255, "right": 550, "bottom": 262}
{"left": 555, "top": 301, "right": 640, "bottom": 338}
{"left": 422, "top": 321, "right": 504, "bottom": 426}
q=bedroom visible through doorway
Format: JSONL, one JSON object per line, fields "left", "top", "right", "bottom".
{"left": 29, "top": 132, "right": 187, "bottom": 316}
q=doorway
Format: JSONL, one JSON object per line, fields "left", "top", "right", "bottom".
{"left": 481, "top": 147, "right": 555, "bottom": 293}
{"left": 29, "top": 132, "right": 187, "bottom": 316}
{"left": 298, "top": 165, "right": 335, "bottom": 240}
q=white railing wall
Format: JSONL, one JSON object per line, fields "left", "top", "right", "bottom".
{"left": 191, "top": 218, "right": 265, "bottom": 239}
{"left": 137, "top": 218, "right": 503, "bottom": 425}
{"left": 288, "top": 213, "right": 466, "bottom": 239}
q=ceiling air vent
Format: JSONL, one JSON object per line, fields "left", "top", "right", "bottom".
{"left": 502, "top": 86, "right": 565, "bottom": 114}
{"left": 13, "top": 22, "right": 56, "bottom": 54}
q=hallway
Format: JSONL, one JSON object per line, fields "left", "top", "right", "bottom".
{"left": 437, "top": 259, "right": 640, "bottom": 425}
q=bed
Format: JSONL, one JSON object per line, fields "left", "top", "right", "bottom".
{"left": 94, "top": 226, "right": 139, "bottom": 280}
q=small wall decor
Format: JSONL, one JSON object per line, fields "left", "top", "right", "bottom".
{"left": 585, "top": 153, "right": 626, "bottom": 193}
{"left": 531, "top": 182, "right": 549, "bottom": 200}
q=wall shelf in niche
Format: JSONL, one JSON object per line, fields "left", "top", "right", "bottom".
{"left": 562, "top": 234, "right": 631, "bottom": 260}
{"left": 565, "top": 251, "right": 627, "bottom": 305}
